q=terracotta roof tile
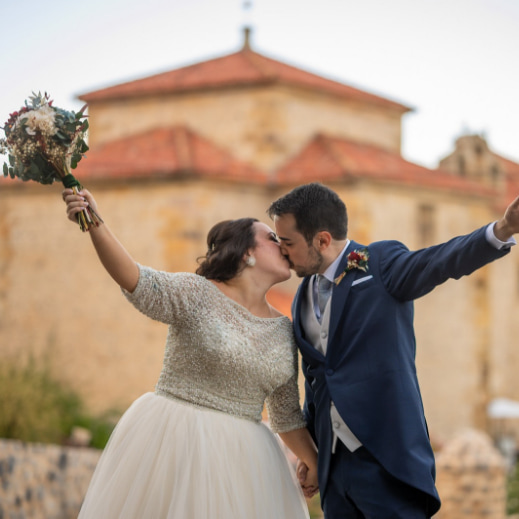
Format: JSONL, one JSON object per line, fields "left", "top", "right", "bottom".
{"left": 75, "top": 126, "right": 267, "bottom": 182}
{"left": 79, "top": 49, "right": 410, "bottom": 113}
{"left": 275, "top": 134, "right": 497, "bottom": 196}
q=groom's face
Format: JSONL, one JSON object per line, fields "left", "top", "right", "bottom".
{"left": 274, "top": 214, "right": 323, "bottom": 277}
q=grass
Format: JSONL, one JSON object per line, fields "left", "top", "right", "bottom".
{"left": 508, "top": 461, "right": 519, "bottom": 515}
{"left": 307, "top": 494, "right": 324, "bottom": 518}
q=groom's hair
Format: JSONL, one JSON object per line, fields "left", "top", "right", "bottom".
{"left": 267, "top": 183, "right": 348, "bottom": 244}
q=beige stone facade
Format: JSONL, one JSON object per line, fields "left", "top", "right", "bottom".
{"left": 87, "top": 86, "right": 403, "bottom": 172}
{"left": 1, "top": 43, "right": 518, "bottom": 450}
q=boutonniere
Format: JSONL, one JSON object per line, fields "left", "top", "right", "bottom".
{"left": 334, "top": 248, "right": 369, "bottom": 285}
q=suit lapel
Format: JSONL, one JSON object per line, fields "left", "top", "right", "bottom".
{"left": 328, "top": 241, "right": 361, "bottom": 344}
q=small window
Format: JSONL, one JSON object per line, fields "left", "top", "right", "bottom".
{"left": 490, "top": 165, "right": 500, "bottom": 185}
{"left": 417, "top": 204, "right": 435, "bottom": 247}
{"left": 458, "top": 155, "right": 466, "bottom": 176}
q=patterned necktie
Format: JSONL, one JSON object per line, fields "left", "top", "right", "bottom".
{"left": 317, "top": 275, "right": 333, "bottom": 319}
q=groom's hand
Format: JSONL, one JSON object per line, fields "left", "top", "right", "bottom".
{"left": 495, "top": 195, "right": 519, "bottom": 241}
{"left": 296, "top": 459, "right": 319, "bottom": 498}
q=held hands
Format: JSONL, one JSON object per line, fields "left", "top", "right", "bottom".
{"left": 494, "top": 195, "right": 519, "bottom": 241}
{"left": 62, "top": 188, "right": 100, "bottom": 226}
{"left": 296, "top": 459, "right": 319, "bottom": 499}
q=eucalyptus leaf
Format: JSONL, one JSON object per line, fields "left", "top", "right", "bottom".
{"left": 29, "top": 161, "right": 40, "bottom": 179}
{"left": 33, "top": 154, "right": 47, "bottom": 170}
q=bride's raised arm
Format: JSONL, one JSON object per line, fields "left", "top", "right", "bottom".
{"left": 63, "top": 188, "right": 140, "bottom": 292}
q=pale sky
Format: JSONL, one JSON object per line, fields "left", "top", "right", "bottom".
{"left": 1, "top": 0, "right": 518, "bottom": 169}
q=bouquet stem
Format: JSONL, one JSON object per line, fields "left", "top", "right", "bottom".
{"left": 62, "top": 173, "right": 103, "bottom": 232}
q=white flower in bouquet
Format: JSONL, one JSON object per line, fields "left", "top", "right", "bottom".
{"left": 19, "top": 104, "right": 57, "bottom": 136}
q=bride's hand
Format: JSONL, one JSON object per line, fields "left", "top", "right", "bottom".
{"left": 296, "top": 459, "right": 319, "bottom": 498}
{"left": 62, "top": 188, "right": 100, "bottom": 223}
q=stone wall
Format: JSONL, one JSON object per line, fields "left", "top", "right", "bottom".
{"left": 0, "top": 429, "right": 511, "bottom": 519}
{"left": 0, "top": 439, "right": 100, "bottom": 519}
{"left": 435, "top": 429, "right": 508, "bottom": 518}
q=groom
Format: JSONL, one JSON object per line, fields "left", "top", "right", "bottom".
{"left": 268, "top": 183, "right": 519, "bottom": 518}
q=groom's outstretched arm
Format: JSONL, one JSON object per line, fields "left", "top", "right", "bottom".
{"left": 379, "top": 195, "right": 519, "bottom": 302}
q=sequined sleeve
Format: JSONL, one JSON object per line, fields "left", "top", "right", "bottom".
{"left": 121, "top": 265, "right": 201, "bottom": 325}
{"left": 265, "top": 351, "right": 306, "bottom": 433}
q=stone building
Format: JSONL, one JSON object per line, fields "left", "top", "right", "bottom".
{"left": 1, "top": 31, "right": 518, "bottom": 445}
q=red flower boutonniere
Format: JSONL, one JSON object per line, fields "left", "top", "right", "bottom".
{"left": 334, "top": 248, "right": 369, "bottom": 285}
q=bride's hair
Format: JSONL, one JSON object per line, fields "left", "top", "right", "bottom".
{"left": 196, "top": 218, "right": 258, "bottom": 281}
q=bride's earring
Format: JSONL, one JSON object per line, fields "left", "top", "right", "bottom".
{"left": 246, "top": 256, "right": 256, "bottom": 267}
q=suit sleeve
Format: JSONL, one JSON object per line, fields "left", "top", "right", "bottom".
{"left": 379, "top": 225, "right": 510, "bottom": 302}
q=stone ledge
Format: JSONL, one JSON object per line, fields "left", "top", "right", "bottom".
{"left": 0, "top": 439, "right": 100, "bottom": 519}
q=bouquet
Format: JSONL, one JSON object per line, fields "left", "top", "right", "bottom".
{"left": 0, "top": 92, "right": 102, "bottom": 231}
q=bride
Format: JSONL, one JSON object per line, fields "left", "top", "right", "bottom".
{"left": 63, "top": 188, "right": 318, "bottom": 518}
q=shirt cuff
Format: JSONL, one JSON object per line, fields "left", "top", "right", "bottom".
{"left": 485, "top": 222, "right": 516, "bottom": 250}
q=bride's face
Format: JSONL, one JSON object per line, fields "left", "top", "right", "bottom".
{"left": 249, "top": 222, "right": 291, "bottom": 283}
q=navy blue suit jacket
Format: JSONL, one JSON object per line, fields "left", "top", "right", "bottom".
{"left": 292, "top": 225, "right": 510, "bottom": 516}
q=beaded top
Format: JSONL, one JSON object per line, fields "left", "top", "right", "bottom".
{"left": 123, "top": 266, "right": 306, "bottom": 433}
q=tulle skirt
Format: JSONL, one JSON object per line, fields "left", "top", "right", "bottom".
{"left": 78, "top": 392, "right": 310, "bottom": 518}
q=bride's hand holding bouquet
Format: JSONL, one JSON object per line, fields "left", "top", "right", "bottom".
{"left": 62, "top": 188, "right": 100, "bottom": 225}
{"left": 1, "top": 92, "right": 102, "bottom": 232}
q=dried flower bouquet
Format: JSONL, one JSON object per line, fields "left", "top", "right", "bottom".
{"left": 1, "top": 92, "right": 102, "bottom": 231}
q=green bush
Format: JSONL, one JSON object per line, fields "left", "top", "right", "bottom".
{"left": 508, "top": 461, "right": 519, "bottom": 515}
{"left": 73, "top": 410, "right": 119, "bottom": 449}
{"left": 0, "top": 355, "right": 116, "bottom": 448}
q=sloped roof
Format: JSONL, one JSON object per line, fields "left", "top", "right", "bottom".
{"left": 74, "top": 127, "right": 500, "bottom": 197}
{"left": 79, "top": 49, "right": 410, "bottom": 113}
{"left": 276, "top": 134, "right": 496, "bottom": 196}
{"left": 75, "top": 126, "right": 266, "bottom": 182}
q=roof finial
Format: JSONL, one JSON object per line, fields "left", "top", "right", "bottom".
{"left": 242, "top": 0, "right": 253, "bottom": 50}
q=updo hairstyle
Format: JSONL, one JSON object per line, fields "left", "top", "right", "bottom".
{"left": 196, "top": 218, "right": 259, "bottom": 281}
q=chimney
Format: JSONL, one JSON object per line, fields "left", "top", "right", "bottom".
{"left": 242, "top": 26, "right": 252, "bottom": 50}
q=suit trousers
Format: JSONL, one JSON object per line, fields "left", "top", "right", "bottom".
{"left": 322, "top": 441, "right": 430, "bottom": 519}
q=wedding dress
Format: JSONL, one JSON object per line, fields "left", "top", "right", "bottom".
{"left": 78, "top": 267, "right": 310, "bottom": 518}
